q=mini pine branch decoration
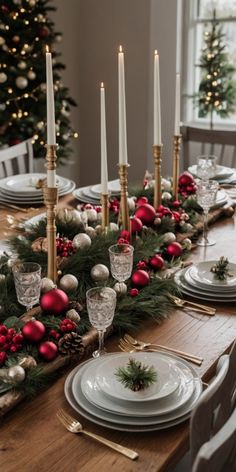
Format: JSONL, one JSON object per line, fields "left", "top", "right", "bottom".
{"left": 210, "top": 256, "right": 232, "bottom": 280}
{"left": 115, "top": 358, "right": 157, "bottom": 392}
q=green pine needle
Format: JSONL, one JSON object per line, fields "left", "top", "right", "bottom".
{"left": 115, "top": 358, "right": 157, "bottom": 391}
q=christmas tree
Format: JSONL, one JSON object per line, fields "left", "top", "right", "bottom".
{"left": 195, "top": 10, "right": 236, "bottom": 128}
{"left": 0, "top": 0, "right": 78, "bottom": 163}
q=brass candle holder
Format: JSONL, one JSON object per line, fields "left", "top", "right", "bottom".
{"left": 172, "top": 135, "right": 182, "bottom": 200}
{"left": 153, "top": 144, "right": 163, "bottom": 209}
{"left": 43, "top": 144, "right": 58, "bottom": 283}
{"left": 101, "top": 193, "right": 109, "bottom": 232}
{"left": 118, "top": 164, "right": 130, "bottom": 232}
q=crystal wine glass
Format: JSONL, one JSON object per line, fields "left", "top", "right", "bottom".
{"left": 196, "top": 155, "right": 217, "bottom": 181}
{"left": 109, "top": 243, "right": 134, "bottom": 293}
{"left": 196, "top": 180, "right": 219, "bottom": 246}
{"left": 12, "top": 262, "right": 41, "bottom": 311}
{"left": 86, "top": 286, "right": 117, "bottom": 358}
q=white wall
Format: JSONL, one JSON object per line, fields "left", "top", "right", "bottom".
{"left": 53, "top": 0, "right": 178, "bottom": 185}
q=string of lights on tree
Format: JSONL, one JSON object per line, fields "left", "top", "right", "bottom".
{"left": 0, "top": 0, "right": 78, "bottom": 162}
{"left": 194, "top": 9, "right": 236, "bottom": 128}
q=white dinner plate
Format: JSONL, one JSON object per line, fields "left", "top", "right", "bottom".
{"left": 73, "top": 187, "right": 101, "bottom": 204}
{"left": 189, "top": 261, "right": 236, "bottom": 289}
{"left": 188, "top": 164, "right": 234, "bottom": 180}
{"left": 0, "top": 173, "right": 71, "bottom": 195}
{"left": 94, "top": 352, "right": 180, "bottom": 402}
{"left": 65, "top": 361, "right": 192, "bottom": 432}
{"left": 184, "top": 267, "right": 236, "bottom": 293}
{"left": 91, "top": 179, "right": 120, "bottom": 195}
{"left": 175, "top": 270, "right": 236, "bottom": 302}
{"left": 0, "top": 180, "right": 75, "bottom": 204}
{"left": 66, "top": 354, "right": 202, "bottom": 430}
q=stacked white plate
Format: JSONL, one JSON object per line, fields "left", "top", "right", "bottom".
{"left": 73, "top": 179, "right": 120, "bottom": 204}
{"left": 175, "top": 261, "right": 236, "bottom": 302}
{"left": 64, "top": 351, "right": 202, "bottom": 432}
{"left": 188, "top": 164, "right": 235, "bottom": 182}
{"left": 0, "top": 173, "right": 76, "bottom": 205}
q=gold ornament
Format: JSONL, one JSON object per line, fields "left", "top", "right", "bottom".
{"left": 163, "top": 232, "right": 176, "bottom": 244}
{"left": 59, "top": 274, "right": 78, "bottom": 293}
{"left": 114, "top": 282, "right": 127, "bottom": 295}
{"left": 90, "top": 264, "right": 109, "bottom": 282}
{"left": 66, "top": 309, "right": 81, "bottom": 324}
{"left": 85, "top": 226, "right": 97, "bottom": 239}
{"left": 31, "top": 237, "right": 48, "bottom": 253}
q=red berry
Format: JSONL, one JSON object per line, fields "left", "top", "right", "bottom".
{"left": 0, "top": 335, "right": 6, "bottom": 345}
{"left": 129, "top": 288, "right": 139, "bottom": 297}
{"left": 12, "top": 334, "right": 24, "bottom": 344}
{"left": 120, "top": 230, "right": 130, "bottom": 241}
{"left": 10, "top": 345, "right": 17, "bottom": 353}
{"left": 8, "top": 328, "right": 16, "bottom": 336}
{"left": 2, "top": 343, "right": 10, "bottom": 351}
{"left": 0, "top": 351, "right": 7, "bottom": 366}
{"left": 0, "top": 325, "right": 7, "bottom": 335}
{"left": 136, "top": 261, "right": 147, "bottom": 270}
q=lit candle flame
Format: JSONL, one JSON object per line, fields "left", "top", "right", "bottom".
{"left": 101, "top": 82, "right": 104, "bottom": 88}
{"left": 119, "top": 45, "right": 123, "bottom": 53}
{"left": 46, "top": 45, "right": 49, "bottom": 53}
{"left": 154, "top": 49, "right": 158, "bottom": 56}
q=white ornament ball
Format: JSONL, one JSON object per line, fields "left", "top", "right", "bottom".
{"left": 8, "top": 365, "right": 25, "bottom": 383}
{"left": 90, "top": 264, "right": 109, "bottom": 282}
{"left": 97, "top": 211, "right": 102, "bottom": 223}
{"left": 0, "top": 72, "right": 7, "bottom": 83}
{"left": 182, "top": 238, "right": 192, "bottom": 250}
{"left": 80, "top": 212, "right": 88, "bottom": 226}
{"left": 66, "top": 309, "right": 80, "bottom": 324}
{"left": 154, "top": 217, "right": 162, "bottom": 226}
{"left": 73, "top": 233, "right": 91, "bottom": 250}
{"left": 114, "top": 282, "right": 127, "bottom": 295}
{"left": 27, "top": 70, "right": 36, "bottom": 80}
{"left": 0, "top": 103, "right": 6, "bottom": 111}
{"left": 17, "top": 61, "right": 27, "bottom": 70}
{"left": 59, "top": 274, "right": 78, "bottom": 292}
{"left": 109, "top": 222, "right": 119, "bottom": 231}
{"left": 40, "top": 277, "right": 56, "bottom": 294}
{"left": 185, "top": 223, "right": 193, "bottom": 231}
{"left": 161, "top": 178, "right": 172, "bottom": 191}
{"left": 163, "top": 232, "right": 176, "bottom": 244}
{"left": 0, "top": 37, "right": 5, "bottom": 46}
{"left": 16, "top": 76, "right": 28, "bottom": 89}
{"left": 86, "top": 226, "right": 96, "bottom": 239}
{"left": 95, "top": 225, "right": 102, "bottom": 234}
{"left": 162, "top": 191, "right": 172, "bottom": 201}
{"left": 85, "top": 209, "right": 97, "bottom": 223}
{"left": 128, "top": 197, "right": 136, "bottom": 211}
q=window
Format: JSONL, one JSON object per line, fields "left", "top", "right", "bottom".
{"left": 183, "top": 0, "right": 236, "bottom": 127}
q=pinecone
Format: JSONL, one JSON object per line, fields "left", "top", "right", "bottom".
{"left": 68, "top": 300, "right": 83, "bottom": 312}
{"left": 58, "top": 332, "right": 84, "bottom": 355}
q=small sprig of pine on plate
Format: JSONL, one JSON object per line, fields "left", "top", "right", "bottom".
{"left": 115, "top": 358, "right": 157, "bottom": 392}
{"left": 210, "top": 257, "right": 233, "bottom": 281}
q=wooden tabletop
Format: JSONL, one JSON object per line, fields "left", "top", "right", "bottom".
{"left": 1, "top": 199, "right": 236, "bottom": 472}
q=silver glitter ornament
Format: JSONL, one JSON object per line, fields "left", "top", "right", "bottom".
{"left": 72, "top": 233, "right": 91, "bottom": 250}
{"left": 8, "top": 365, "right": 26, "bottom": 383}
{"left": 41, "top": 277, "right": 56, "bottom": 294}
{"left": 85, "top": 226, "right": 96, "bottom": 239}
{"left": 59, "top": 274, "right": 78, "bottom": 293}
{"left": 90, "top": 264, "right": 109, "bottom": 282}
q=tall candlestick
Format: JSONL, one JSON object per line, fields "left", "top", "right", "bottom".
{"left": 100, "top": 82, "right": 108, "bottom": 195}
{"left": 174, "top": 73, "right": 180, "bottom": 136}
{"left": 153, "top": 50, "right": 162, "bottom": 146}
{"left": 46, "top": 46, "right": 56, "bottom": 188}
{"left": 118, "top": 45, "right": 128, "bottom": 166}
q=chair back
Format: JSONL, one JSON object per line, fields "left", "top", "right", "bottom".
{"left": 0, "top": 140, "right": 34, "bottom": 178}
{"left": 191, "top": 340, "right": 236, "bottom": 469}
{"left": 181, "top": 125, "right": 236, "bottom": 169}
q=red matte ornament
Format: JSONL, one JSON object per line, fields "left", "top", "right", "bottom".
{"left": 135, "top": 204, "right": 156, "bottom": 225}
{"left": 130, "top": 216, "right": 143, "bottom": 233}
{"left": 40, "top": 288, "right": 69, "bottom": 315}
{"left": 131, "top": 269, "right": 150, "bottom": 288}
{"left": 149, "top": 254, "right": 165, "bottom": 270}
{"left": 22, "top": 320, "right": 46, "bottom": 343}
{"left": 166, "top": 242, "right": 183, "bottom": 257}
{"left": 38, "top": 341, "right": 58, "bottom": 361}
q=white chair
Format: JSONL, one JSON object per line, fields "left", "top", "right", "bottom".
{"left": 0, "top": 139, "right": 34, "bottom": 178}
{"left": 173, "top": 340, "right": 236, "bottom": 472}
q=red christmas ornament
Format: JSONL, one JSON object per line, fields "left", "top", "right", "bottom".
{"left": 120, "top": 230, "right": 130, "bottom": 241}
{"left": 135, "top": 204, "right": 156, "bottom": 225}
{"left": 149, "top": 254, "right": 165, "bottom": 270}
{"left": 131, "top": 270, "right": 150, "bottom": 288}
{"left": 40, "top": 288, "right": 69, "bottom": 315}
{"left": 22, "top": 320, "right": 46, "bottom": 343}
{"left": 130, "top": 216, "right": 143, "bottom": 233}
{"left": 129, "top": 288, "right": 139, "bottom": 297}
{"left": 166, "top": 242, "right": 183, "bottom": 258}
{"left": 38, "top": 341, "right": 58, "bottom": 361}
{"left": 178, "top": 171, "right": 194, "bottom": 187}
{"left": 136, "top": 196, "right": 149, "bottom": 207}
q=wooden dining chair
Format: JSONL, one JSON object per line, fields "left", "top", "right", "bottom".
{"left": 181, "top": 125, "right": 236, "bottom": 169}
{"left": 0, "top": 139, "right": 34, "bottom": 178}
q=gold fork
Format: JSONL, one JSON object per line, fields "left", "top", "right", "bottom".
{"left": 168, "top": 294, "right": 216, "bottom": 315}
{"left": 56, "top": 409, "right": 139, "bottom": 460}
{"left": 120, "top": 335, "right": 203, "bottom": 365}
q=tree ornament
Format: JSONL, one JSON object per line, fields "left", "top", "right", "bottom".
{"left": 114, "top": 282, "right": 127, "bottom": 295}
{"left": 22, "top": 320, "right": 46, "bottom": 343}
{"left": 182, "top": 238, "right": 192, "bottom": 251}
{"left": 130, "top": 216, "right": 143, "bottom": 233}
{"left": 127, "top": 197, "right": 136, "bottom": 211}
{"left": 59, "top": 274, "right": 78, "bottom": 292}
{"left": 15, "top": 76, "right": 28, "bottom": 89}
{"left": 12, "top": 35, "right": 20, "bottom": 43}
{"left": 17, "top": 61, "right": 27, "bottom": 70}
{"left": 8, "top": 365, "right": 25, "bottom": 383}
{"left": 95, "top": 224, "right": 102, "bottom": 234}
{"left": 58, "top": 332, "right": 83, "bottom": 355}
{"left": 40, "top": 277, "right": 56, "bottom": 294}
{"left": 136, "top": 196, "right": 149, "bottom": 207}
{"left": 162, "top": 191, "right": 172, "bottom": 201}
{"left": 90, "top": 264, "right": 109, "bottom": 282}
{"left": 66, "top": 309, "right": 81, "bottom": 324}
{"left": 154, "top": 217, "right": 162, "bottom": 226}
{"left": 163, "top": 232, "right": 176, "bottom": 244}
{"left": 57, "top": 208, "right": 82, "bottom": 225}
{"left": 27, "top": 70, "right": 36, "bottom": 80}
{"left": 131, "top": 270, "right": 150, "bottom": 288}
{"left": 178, "top": 171, "right": 195, "bottom": 187}
{"left": 85, "top": 226, "right": 96, "bottom": 239}
{"left": 149, "top": 254, "right": 165, "bottom": 270}
{"left": 40, "top": 288, "right": 69, "bottom": 315}
{"left": 161, "top": 178, "right": 172, "bottom": 191}
{"left": 38, "top": 341, "right": 58, "bottom": 361}
{"left": 135, "top": 204, "right": 156, "bottom": 225}
{"left": 85, "top": 208, "right": 97, "bottom": 223}
{"left": 72, "top": 233, "right": 91, "bottom": 250}
{"left": 166, "top": 242, "right": 183, "bottom": 258}
{"left": 0, "top": 72, "right": 7, "bottom": 83}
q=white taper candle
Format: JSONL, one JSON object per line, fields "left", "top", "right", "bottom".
{"left": 118, "top": 45, "right": 128, "bottom": 165}
{"left": 153, "top": 50, "right": 162, "bottom": 146}
{"left": 100, "top": 82, "right": 108, "bottom": 194}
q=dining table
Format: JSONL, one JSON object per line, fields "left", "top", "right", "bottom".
{"left": 1, "top": 193, "right": 236, "bottom": 472}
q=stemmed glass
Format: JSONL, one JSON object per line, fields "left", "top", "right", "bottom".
{"left": 86, "top": 286, "right": 117, "bottom": 358}
{"left": 109, "top": 244, "right": 134, "bottom": 293}
{"left": 196, "top": 180, "right": 219, "bottom": 246}
{"left": 12, "top": 262, "right": 41, "bottom": 311}
{"left": 196, "top": 155, "right": 217, "bottom": 181}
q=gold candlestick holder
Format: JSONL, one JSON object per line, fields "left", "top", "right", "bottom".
{"left": 43, "top": 144, "right": 58, "bottom": 283}
{"left": 118, "top": 164, "right": 130, "bottom": 232}
{"left": 172, "top": 135, "right": 182, "bottom": 200}
{"left": 153, "top": 144, "right": 163, "bottom": 209}
{"left": 101, "top": 193, "right": 109, "bottom": 232}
